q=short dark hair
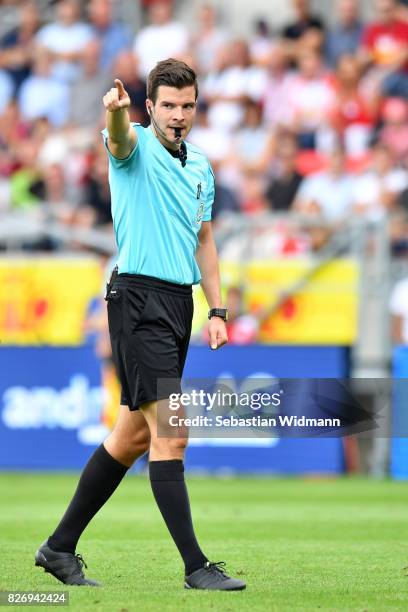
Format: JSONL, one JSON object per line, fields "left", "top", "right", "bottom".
{"left": 147, "top": 58, "right": 198, "bottom": 104}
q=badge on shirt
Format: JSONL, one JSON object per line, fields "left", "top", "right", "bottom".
{"left": 195, "top": 180, "right": 206, "bottom": 224}
{"left": 196, "top": 201, "right": 205, "bottom": 224}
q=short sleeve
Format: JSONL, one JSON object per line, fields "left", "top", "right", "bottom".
{"left": 101, "top": 123, "right": 139, "bottom": 169}
{"left": 203, "top": 162, "right": 215, "bottom": 222}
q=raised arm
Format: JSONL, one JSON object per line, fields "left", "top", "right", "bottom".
{"left": 103, "top": 79, "right": 137, "bottom": 159}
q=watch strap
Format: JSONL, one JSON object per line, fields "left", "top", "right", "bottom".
{"left": 208, "top": 308, "right": 228, "bottom": 321}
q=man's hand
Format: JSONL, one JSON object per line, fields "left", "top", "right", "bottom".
{"left": 208, "top": 317, "right": 228, "bottom": 350}
{"left": 103, "top": 79, "right": 131, "bottom": 112}
{"left": 104, "top": 78, "right": 136, "bottom": 158}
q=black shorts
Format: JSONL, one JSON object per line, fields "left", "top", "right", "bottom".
{"left": 106, "top": 273, "right": 193, "bottom": 410}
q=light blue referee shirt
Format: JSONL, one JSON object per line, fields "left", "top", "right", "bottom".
{"left": 101, "top": 123, "right": 215, "bottom": 285}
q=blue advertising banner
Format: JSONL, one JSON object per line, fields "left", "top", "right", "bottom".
{"left": 0, "top": 345, "right": 348, "bottom": 473}
{"left": 0, "top": 346, "right": 108, "bottom": 470}
{"left": 182, "top": 346, "right": 347, "bottom": 475}
{"left": 185, "top": 345, "right": 350, "bottom": 379}
{"left": 391, "top": 346, "right": 408, "bottom": 479}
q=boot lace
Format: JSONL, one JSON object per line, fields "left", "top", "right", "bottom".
{"left": 74, "top": 553, "right": 88, "bottom": 575}
{"left": 205, "top": 561, "right": 228, "bottom": 578}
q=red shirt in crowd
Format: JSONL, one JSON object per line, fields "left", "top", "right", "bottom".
{"left": 362, "top": 20, "right": 408, "bottom": 72}
{"left": 329, "top": 80, "right": 375, "bottom": 131}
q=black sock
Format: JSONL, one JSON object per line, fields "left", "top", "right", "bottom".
{"left": 149, "top": 460, "right": 208, "bottom": 575}
{"left": 48, "top": 444, "right": 128, "bottom": 554}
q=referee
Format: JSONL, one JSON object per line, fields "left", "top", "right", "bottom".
{"left": 35, "top": 58, "right": 246, "bottom": 592}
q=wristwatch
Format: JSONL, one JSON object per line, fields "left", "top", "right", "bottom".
{"left": 208, "top": 308, "right": 228, "bottom": 322}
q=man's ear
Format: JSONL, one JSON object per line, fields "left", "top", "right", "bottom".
{"left": 146, "top": 99, "right": 152, "bottom": 116}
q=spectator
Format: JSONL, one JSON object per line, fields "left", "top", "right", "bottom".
{"left": 36, "top": 162, "right": 69, "bottom": 208}
{"left": 328, "top": 54, "right": 375, "bottom": 156}
{"left": 239, "top": 169, "right": 269, "bottom": 215}
{"left": 35, "top": 0, "right": 95, "bottom": 84}
{"left": 294, "top": 146, "right": 355, "bottom": 221}
{"left": 325, "top": 0, "right": 363, "bottom": 68}
{"left": 111, "top": 51, "right": 148, "bottom": 125}
{"left": 30, "top": 161, "right": 84, "bottom": 248}
{"left": 230, "top": 98, "right": 275, "bottom": 174}
{"left": 211, "top": 98, "right": 275, "bottom": 194}
{"left": 287, "top": 49, "right": 335, "bottom": 149}
{"left": 68, "top": 40, "right": 111, "bottom": 128}
{"left": 36, "top": 127, "right": 86, "bottom": 206}
{"left": 379, "top": 97, "right": 408, "bottom": 163}
{"left": 9, "top": 138, "right": 41, "bottom": 210}
{"left": 283, "top": 0, "right": 325, "bottom": 41}
{"left": 133, "top": 0, "right": 189, "bottom": 79}
{"left": 265, "top": 134, "right": 304, "bottom": 211}
{"left": 80, "top": 144, "right": 111, "bottom": 227}
{"left": 88, "top": 0, "right": 132, "bottom": 72}
{"left": 188, "top": 104, "right": 231, "bottom": 165}
{"left": 359, "top": 0, "right": 408, "bottom": 98}
{"left": 203, "top": 39, "right": 266, "bottom": 132}
{"left": 0, "top": 0, "right": 41, "bottom": 93}
{"left": 18, "top": 48, "right": 70, "bottom": 127}
{"left": 37, "top": 157, "right": 89, "bottom": 233}
{"left": 353, "top": 142, "right": 408, "bottom": 220}
{"left": 250, "top": 18, "right": 275, "bottom": 67}
{"left": 262, "top": 42, "right": 296, "bottom": 129}
{"left": 283, "top": 0, "right": 325, "bottom": 62}
{"left": 191, "top": 3, "right": 229, "bottom": 75}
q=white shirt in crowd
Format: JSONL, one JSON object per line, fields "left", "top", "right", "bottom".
{"left": 18, "top": 75, "right": 70, "bottom": 127}
{"left": 390, "top": 278, "right": 408, "bottom": 344}
{"left": 204, "top": 66, "right": 267, "bottom": 132}
{"left": 35, "top": 21, "right": 95, "bottom": 83}
{"left": 188, "top": 125, "right": 231, "bottom": 163}
{"left": 262, "top": 72, "right": 296, "bottom": 129}
{"left": 287, "top": 75, "right": 335, "bottom": 131}
{"left": 133, "top": 21, "right": 189, "bottom": 79}
{"left": 194, "top": 28, "right": 229, "bottom": 75}
{"left": 353, "top": 169, "right": 408, "bottom": 220}
{"left": 297, "top": 171, "right": 356, "bottom": 221}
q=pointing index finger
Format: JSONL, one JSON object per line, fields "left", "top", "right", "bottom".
{"left": 114, "top": 79, "right": 125, "bottom": 95}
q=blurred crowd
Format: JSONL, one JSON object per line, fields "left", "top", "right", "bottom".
{"left": 0, "top": 0, "right": 407, "bottom": 256}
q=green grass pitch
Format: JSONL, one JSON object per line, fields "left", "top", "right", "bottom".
{"left": 1, "top": 473, "right": 408, "bottom": 611}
